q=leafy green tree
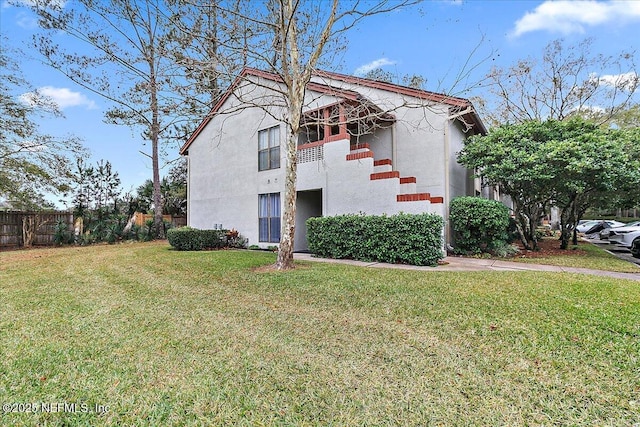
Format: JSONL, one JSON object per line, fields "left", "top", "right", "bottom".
{"left": 542, "top": 120, "right": 638, "bottom": 248}
{"left": 72, "top": 159, "right": 121, "bottom": 217}
{"left": 459, "top": 118, "right": 640, "bottom": 250}
{"left": 163, "top": 159, "right": 187, "bottom": 216}
{"left": 132, "top": 158, "right": 186, "bottom": 216}
{"left": 608, "top": 105, "right": 640, "bottom": 129}
{"left": 132, "top": 180, "right": 154, "bottom": 215}
{"left": 0, "top": 40, "right": 84, "bottom": 210}
{"left": 92, "top": 160, "right": 122, "bottom": 216}
{"left": 71, "top": 158, "right": 94, "bottom": 219}
{"left": 607, "top": 127, "right": 640, "bottom": 214}
{"left": 71, "top": 158, "right": 123, "bottom": 241}
{"left": 470, "top": 38, "right": 639, "bottom": 248}
{"left": 458, "top": 122, "right": 554, "bottom": 250}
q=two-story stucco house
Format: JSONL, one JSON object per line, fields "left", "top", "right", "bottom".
{"left": 180, "top": 67, "right": 487, "bottom": 251}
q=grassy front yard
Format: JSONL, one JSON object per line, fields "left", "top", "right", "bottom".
{"left": 1, "top": 242, "right": 639, "bottom": 426}
{"left": 510, "top": 238, "right": 640, "bottom": 273}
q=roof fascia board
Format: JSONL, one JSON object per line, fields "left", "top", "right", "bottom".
{"left": 180, "top": 68, "right": 282, "bottom": 154}
{"left": 181, "top": 67, "right": 485, "bottom": 154}
{"left": 313, "top": 70, "right": 471, "bottom": 108}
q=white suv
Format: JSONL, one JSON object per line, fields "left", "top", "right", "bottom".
{"left": 608, "top": 225, "right": 640, "bottom": 258}
{"left": 633, "top": 238, "right": 640, "bottom": 258}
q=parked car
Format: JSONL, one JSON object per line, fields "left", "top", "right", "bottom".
{"left": 632, "top": 237, "right": 640, "bottom": 258}
{"left": 576, "top": 220, "right": 601, "bottom": 233}
{"left": 609, "top": 224, "right": 640, "bottom": 258}
{"left": 599, "top": 221, "right": 640, "bottom": 240}
{"left": 599, "top": 227, "right": 613, "bottom": 240}
{"left": 579, "top": 220, "right": 625, "bottom": 235}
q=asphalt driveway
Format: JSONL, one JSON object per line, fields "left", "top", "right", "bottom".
{"left": 587, "top": 238, "right": 640, "bottom": 266}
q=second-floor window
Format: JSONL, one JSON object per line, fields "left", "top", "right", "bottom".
{"left": 258, "top": 126, "right": 280, "bottom": 171}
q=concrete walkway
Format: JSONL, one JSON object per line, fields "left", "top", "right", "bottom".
{"left": 293, "top": 253, "right": 640, "bottom": 282}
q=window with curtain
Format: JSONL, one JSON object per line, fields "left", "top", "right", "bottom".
{"left": 258, "top": 126, "right": 280, "bottom": 171}
{"left": 258, "top": 193, "right": 281, "bottom": 243}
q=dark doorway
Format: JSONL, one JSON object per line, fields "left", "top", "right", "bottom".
{"left": 295, "top": 189, "right": 323, "bottom": 252}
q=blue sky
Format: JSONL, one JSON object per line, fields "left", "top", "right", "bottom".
{"left": 1, "top": 0, "right": 639, "bottom": 204}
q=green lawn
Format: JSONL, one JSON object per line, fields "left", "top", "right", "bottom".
{"left": 1, "top": 242, "right": 639, "bottom": 426}
{"left": 511, "top": 239, "right": 640, "bottom": 273}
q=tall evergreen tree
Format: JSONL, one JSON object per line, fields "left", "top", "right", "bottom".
{"left": 29, "top": 0, "right": 227, "bottom": 235}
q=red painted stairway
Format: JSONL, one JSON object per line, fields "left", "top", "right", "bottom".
{"left": 345, "top": 144, "right": 444, "bottom": 205}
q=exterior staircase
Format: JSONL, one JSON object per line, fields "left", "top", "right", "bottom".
{"left": 345, "top": 144, "right": 444, "bottom": 208}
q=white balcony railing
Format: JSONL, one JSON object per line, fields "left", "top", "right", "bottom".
{"left": 297, "top": 144, "right": 324, "bottom": 164}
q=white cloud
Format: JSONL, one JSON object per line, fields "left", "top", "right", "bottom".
{"left": 511, "top": 0, "right": 640, "bottom": 37}
{"left": 5, "top": 0, "right": 67, "bottom": 27}
{"left": 354, "top": 58, "right": 396, "bottom": 76}
{"left": 15, "top": 11, "right": 38, "bottom": 29}
{"left": 596, "top": 71, "right": 639, "bottom": 91}
{"left": 3, "top": 0, "right": 66, "bottom": 8}
{"left": 21, "top": 86, "right": 97, "bottom": 110}
{"left": 18, "top": 140, "right": 46, "bottom": 152}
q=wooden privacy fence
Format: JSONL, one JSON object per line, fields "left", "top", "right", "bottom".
{"left": 134, "top": 213, "right": 186, "bottom": 228}
{"left": 0, "top": 211, "right": 74, "bottom": 248}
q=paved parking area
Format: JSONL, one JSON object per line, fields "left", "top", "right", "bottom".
{"left": 588, "top": 238, "right": 640, "bottom": 266}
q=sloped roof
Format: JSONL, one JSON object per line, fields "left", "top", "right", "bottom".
{"left": 313, "top": 69, "right": 487, "bottom": 135}
{"left": 313, "top": 69, "right": 472, "bottom": 108}
{"left": 180, "top": 67, "right": 486, "bottom": 155}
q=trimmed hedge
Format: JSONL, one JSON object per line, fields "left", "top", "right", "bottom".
{"left": 167, "top": 227, "right": 227, "bottom": 251}
{"left": 449, "top": 196, "right": 510, "bottom": 255}
{"left": 306, "top": 213, "right": 444, "bottom": 266}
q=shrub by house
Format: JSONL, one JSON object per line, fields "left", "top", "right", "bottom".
{"left": 449, "top": 196, "right": 511, "bottom": 255}
{"left": 307, "top": 213, "right": 443, "bottom": 266}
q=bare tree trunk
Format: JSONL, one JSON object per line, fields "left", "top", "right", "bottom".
{"left": 559, "top": 194, "right": 578, "bottom": 249}
{"left": 146, "top": 12, "right": 164, "bottom": 239}
{"left": 22, "top": 215, "right": 35, "bottom": 248}
{"left": 21, "top": 214, "right": 49, "bottom": 248}
{"left": 152, "top": 133, "right": 163, "bottom": 238}
{"left": 560, "top": 213, "right": 571, "bottom": 250}
{"left": 528, "top": 207, "right": 541, "bottom": 251}
{"left": 514, "top": 202, "right": 539, "bottom": 251}
{"left": 276, "top": 127, "right": 299, "bottom": 269}
{"left": 514, "top": 217, "right": 531, "bottom": 251}
{"left": 276, "top": 84, "right": 305, "bottom": 269}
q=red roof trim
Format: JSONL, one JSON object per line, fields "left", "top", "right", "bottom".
{"left": 180, "top": 68, "right": 365, "bottom": 155}
{"left": 179, "top": 69, "right": 250, "bottom": 155}
{"left": 180, "top": 67, "right": 484, "bottom": 155}
{"left": 314, "top": 69, "right": 470, "bottom": 107}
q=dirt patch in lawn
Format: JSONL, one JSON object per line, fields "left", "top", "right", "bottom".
{"left": 0, "top": 240, "right": 168, "bottom": 265}
{"left": 252, "top": 263, "right": 312, "bottom": 273}
{"left": 0, "top": 246, "right": 65, "bottom": 263}
{"left": 515, "top": 238, "right": 588, "bottom": 258}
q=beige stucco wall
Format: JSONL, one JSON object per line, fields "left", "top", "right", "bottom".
{"left": 187, "top": 82, "right": 286, "bottom": 247}
{"left": 186, "top": 75, "right": 476, "bottom": 248}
